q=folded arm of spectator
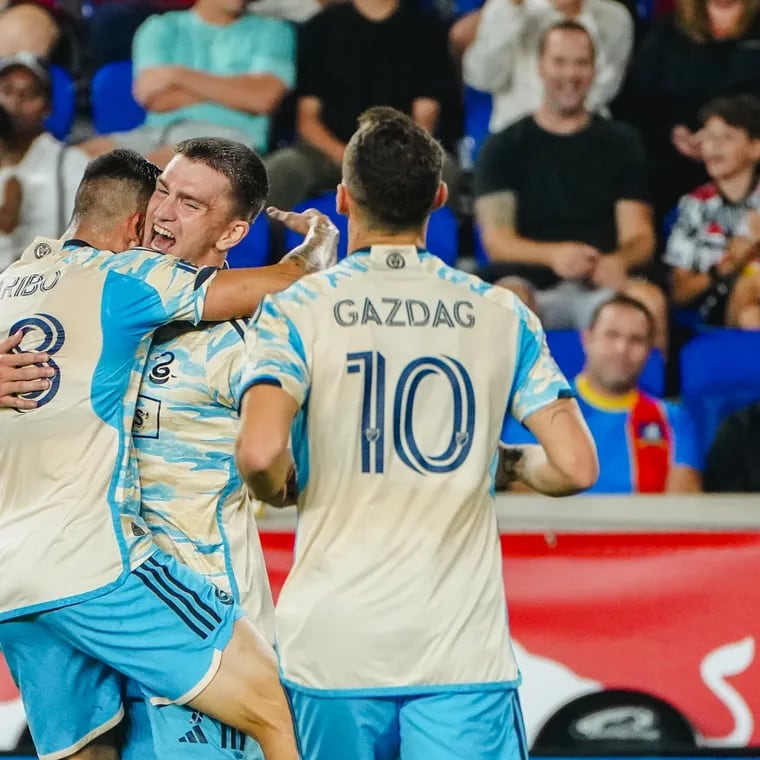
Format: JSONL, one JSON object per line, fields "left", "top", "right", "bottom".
{"left": 462, "top": 0, "right": 524, "bottom": 93}
{"left": 475, "top": 191, "right": 600, "bottom": 279}
{"left": 296, "top": 95, "right": 346, "bottom": 167}
{"left": 135, "top": 66, "right": 287, "bottom": 115}
{"left": 585, "top": 4, "right": 634, "bottom": 113}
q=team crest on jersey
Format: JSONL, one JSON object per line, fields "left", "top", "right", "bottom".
{"left": 386, "top": 251, "right": 406, "bottom": 269}
{"left": 34, "top": 242, "right": 52, "bottom": 259}
{"left": 149, "top": 351, "right": 175, "bottom": 385}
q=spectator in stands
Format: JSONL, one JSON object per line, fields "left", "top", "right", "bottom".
{"left": 473, "top": 21, "right": 667, "bottom": 352}
{"left": 263, "top": 0, "right": 460, "bottom": 215}
{"left": 704, "top": 398, "right": 760, "bottom": 491}
{"left": 622, "top": 0, "right": 760, "bottom": 219}
{"left": 500, "top": 294, "right": 703, "bottom": 493}
{"left": 80, "top": 0, "right": 295, "bottom": 165}
{"left": 461, "top": 0, "right": 633, "bottom": 132}
{"left": 0, "top": 53, "right": 88, "bottom": 269}
{"left": 0, "top": 104, "right": 22, "bottom": 271}
{"left": 665, "top": 94, "right": 760, "bottom": 327}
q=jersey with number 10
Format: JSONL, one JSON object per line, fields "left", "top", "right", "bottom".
{"left": 240, "top": 245, "right": 571, "bottom": 694}
{"left": 0, "top": 237, "right": 214, "bottom": 621}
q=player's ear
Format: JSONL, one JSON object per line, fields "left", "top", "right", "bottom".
{"left": 216, "top": 219, "right": 249, "bottom": 253}
{"left": 126, "top": 212, "right": 145, "bottom": 249}
{"left": 431, "top": 181, "right": 448, "bottom": 212}
{"left": 336, "top": 183, "right": 350, "bottom": 217}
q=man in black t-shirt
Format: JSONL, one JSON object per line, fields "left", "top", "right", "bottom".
{"left": 264, "top": 0, "right": 459, "bottom": 217}
{"left": 473, "top": 20, "right": 667, "bottom": 352}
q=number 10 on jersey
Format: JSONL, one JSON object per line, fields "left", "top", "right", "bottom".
{"left": 346, "top": 351, "right": 476, "bottom": 475}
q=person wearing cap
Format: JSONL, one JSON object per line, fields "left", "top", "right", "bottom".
{"left": 0, "top": 52, "right": 88, "bottom": 271}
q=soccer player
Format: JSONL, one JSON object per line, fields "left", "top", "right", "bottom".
{"left": 124, "top": 138, "right": 335, "bottom": 759}
{"left": 0, "top": 149, "right": 334, "bottom": 760}
{"left": 235, "top": 106, "right": 599, "bottom": 760}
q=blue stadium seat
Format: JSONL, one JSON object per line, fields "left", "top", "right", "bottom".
{"left": 680, "top": 330, "right": 760, "bottom": 453}
{"left": 284, "top": 191, "right": 348, "bottom": 260}
{"left": 463, "top": 86, "right": 492, "bottom": 164}
{"left": 44, "top": 65, "right": 75, "bottom": 141}
{"left": 427, "top": 206, "right": 458, "bottom": 265}
{"left": 284, "top": 193, "right": 459, "bottom": 265}
{"left": 226, "top": 213, "right": 270, "bottom": 269}
{"left": 546, "top": 330, "right": 665, "bottom": 397}
{"left": 472, "top": 224, "right": 490, "bottom": 266}
{"left": 91, "top": 61, "right": 146, "bottom": 134}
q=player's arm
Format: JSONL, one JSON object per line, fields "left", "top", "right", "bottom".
{"left": 499, "top": 397, "right": 598, "bottom": 495}
{"left": 202, "top": 207, "right": 337, "bottom": 321}
{"left": 0, "top": 331, "right": 55, "bottom": 410}
{"left": 236, "top": 385, "right": 298, "bottom": 505}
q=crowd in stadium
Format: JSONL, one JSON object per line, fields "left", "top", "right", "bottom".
{"left": 1, "top": 0, "right": 760, "bottom": 494}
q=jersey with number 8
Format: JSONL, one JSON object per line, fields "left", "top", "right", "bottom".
{"left": 239, "top": 244, "right": 571, "bottom": 694}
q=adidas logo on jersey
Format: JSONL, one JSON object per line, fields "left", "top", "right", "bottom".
{"left": 178, "top": 725, "right": 208, "bottom": 744}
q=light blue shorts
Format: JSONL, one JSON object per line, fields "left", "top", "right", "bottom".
{"left": 286, "top": 685, "right": 529, "bottom": 760}
{"left": 0, "top": 550, "right": 243, "bottom": 760}
{"left": 122, "top": 679, "right": 263, "bottom": 760}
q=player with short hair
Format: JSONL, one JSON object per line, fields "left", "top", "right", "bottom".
{"left": 235, "top": 106, "right": 599, "bottom": 760}
{"left": 124, "top": 138, "right": 336, "bottom": 760}
{"left": 0, "top": 147, "right": 334, "bottom": 760}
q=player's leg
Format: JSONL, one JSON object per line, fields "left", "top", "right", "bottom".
{"left": 137, "top": 687, "right": 264, "bottom": 759}
{"left": 42, "top": 550, "right": 298, "bottom": 760}
{"left": 0, "top": 617, "right": 123, "bottom": 760}
{"left": 285, "top": 688, "right": 400, "bottom": 760}
{"left": 398, "top": 688, "right": 528, "bottom": 760}
{"left": 187, "top": 616, "right": 297, "bottom": 759}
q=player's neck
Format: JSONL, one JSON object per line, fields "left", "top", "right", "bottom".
{"left": 348, "top": 228, "right": 425, "bottom": 255}
{"left": 533, "top": 104, "right": 591, "bottom": 135}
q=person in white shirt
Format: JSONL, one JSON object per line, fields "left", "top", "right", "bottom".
{"left": 463, "top": 0, "right": 633, "bottom": 132}
{"left": 236, "top": 106, "right": 598, "bottom": 760}
{"left": 0, "top": 53, "right": 88, "bottom": 270}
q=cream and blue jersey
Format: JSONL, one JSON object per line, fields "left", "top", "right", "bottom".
{"left": 239, "top": 244, "right": 571, "bottom": 694}
{"left": 0, "top": 237, "right": 215, "bottom": 621}
{"left": 132, "top": 318, "right": 274, "bottom": 639}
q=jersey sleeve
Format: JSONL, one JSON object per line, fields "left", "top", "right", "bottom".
{"left": 107, "top": 249, "right": 216, "bottom": 328}
{"left": 237, "top": 294, "right": 310, "bottom": 408}
{"left": 668, "top": 401, "right": 703, "bottom": 471}
{"left": 508, "top": 302, "right": 573, "bottom": 423}
{"left": 132, "top": 13, "right": 174, "bottom": 72}
{"left": 253, "top": 18, "right": 296, "bottom": 87}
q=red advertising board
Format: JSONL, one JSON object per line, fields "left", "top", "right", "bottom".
{"left": 0, "top": 529, "right": 758, "bottom": 752}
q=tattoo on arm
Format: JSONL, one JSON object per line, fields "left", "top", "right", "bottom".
{"left": 474, "top": 191, "right": 517, "bottom": 230}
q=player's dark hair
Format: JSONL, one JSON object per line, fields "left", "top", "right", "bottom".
{"left": 343, "top": 106, "right": 444, "bottom": 232}
{"left": 73, "top": 149, "right": 160, "bottom": 223}
{"left": 173, "top": 137, "right": 268, "bottom": 223}
{"left": 699, "top": 93, "right": 760, "bottom": 140}
{"left": 538, "top": 19, "right": 596, "bottom": 59}
{"left": 0, "top": 104, "right": 12, "bottom": 145}
{"left": 589, "top": 292, "right": 656, "bottom": 342}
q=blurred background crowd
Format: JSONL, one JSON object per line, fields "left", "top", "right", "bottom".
{"left": 2, "top": 0, "right": 760, "bottom": 495}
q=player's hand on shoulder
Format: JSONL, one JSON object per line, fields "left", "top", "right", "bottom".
{"left": 0, "top": 331, "right": 55, "bottom": 410}
{"left": 270, "top": 206, "right": 338, "bottom": 274}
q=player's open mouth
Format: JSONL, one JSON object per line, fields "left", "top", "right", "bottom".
{"left": 151, "top": 224, "right": 176, "bottom": 252}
